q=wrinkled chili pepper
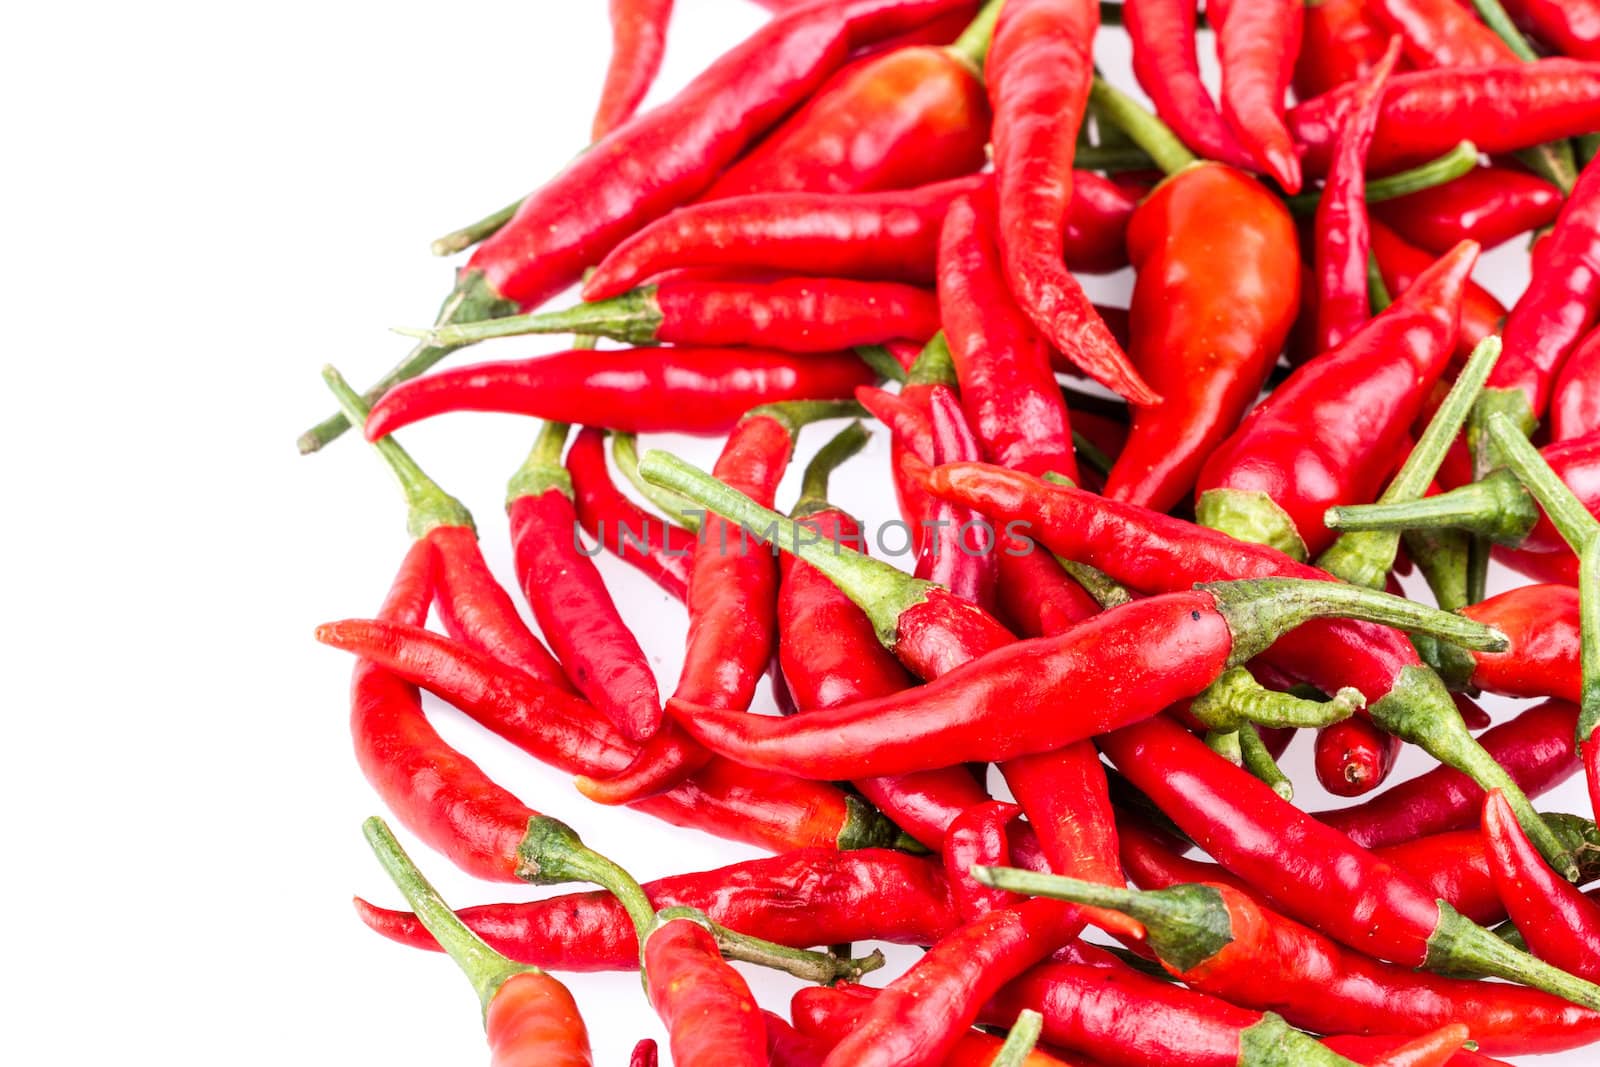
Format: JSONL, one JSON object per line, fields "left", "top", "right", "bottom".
{"left": 1295, "top": 0, "right": 1393, "bottom": 100}
{"left": 362, "top": 818, "right": 594, "bottom": 1067}
{"left": 596, "top": 0, "right": 673, "bottom": 140}
{"left": 1553, "top": 328, "right": 1600, "bottom": 441}
{"left": 1374, "top": 165, "right": 1565, "bottom": 255}
{"left": 987, "top": 0, "right": 1157, "bottom": 404}
{"left": 1196, "top": 240, "right": 1477, "bottom": 560}
{"left": 1484, "top": 788, "right": 1600, "bottom": 983}
{"left": 565, "top": 427, "right": 695, "bottom": 601}
{"left": 362, "top": 346, "right": 875, "bottom": 440}
{"left": 1213, "top": 0, "right": 1303, "bottom": 192}
{"left": 355, "top": 846, "right": 959, "bottom": 969}
{"left": 1123, "top": 0, "right": 1252, "bottom": 167}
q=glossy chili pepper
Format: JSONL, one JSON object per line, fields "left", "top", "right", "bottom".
{"left": 1371, "top": 0, "right": 1516, "bottom": 67}
{"left": 362, "top": 818, "right": 594, "bottom": 1067}
{"left": 1213, "top": 0, "right": 1303, "bottom": 192}
{"left": 1499, "top": 0, "right": 1600, "bottom": 59}
{"left": 1370, "top": 220, "right": 1505, "bottom": 364}
{"left": 1195, "top": 240, "right": 1478, "bottom": 560}
{"left": 628, "top": 1038, "right": 657, "bottom": 1067}
{"left": 945, "top": 800, "right": 1025, "bottom": 920}
{"left": 920, "top": 461, "right": 1574, "bottom": 866}
{"left": 319, "top": 617, "right": 904, "bottom": 854}
{"left": 987, "top": 0, "right": 1157, "bottom": 404}
{"left": 565, "top": 428, "right": 694, "bottom": 601}
{"left": 1318, "top": 699, "right": 1580, "bottom": 848}
{"left": 1289, "top": 59, "right": 1600, "bottom": 176}
{"left": 506, "top": 422, "right": 661, "bottom": 741}
{"left": 410, "top": 276, "right": 940, "bottom": 354}
{"left": 940, "top": 185, "right": 1078, "bottom": 482}
{"left": 1295, "top": 0, "right": 1393, "bottom": 99}
{"left": 1122, "top": 0, "right": 1252, "bottom": 167}
{"left": 596, "top": 0, "right": 673, "bottom": 140}
{"left": 362, "top": 346, "right": 875, "bottom": 440}
{"left": 1374, "top": 165, "right": 1565, "bottom": 255}
{"left": 296, "top": 0, "right": 962, "bottom": 451}
{"left": 977, "top": 860, "right": 1600, "bottom": 1056}
{"left": 1099, "top": 714, "right": 1600, "bottom": 1004}
{"left": 1484, "top": 788, "right": 1600, "bottom": 982}
{"left": 357, "top": 846, "right": 958, "bottom": 969}
{"left": 915, "top": 386, "right": 1000, "bottom": 612}
{"left": 1553, "top": 328, "right": 1600, "bottom": 440}
{"left": 1323, "top": 1033, "right": 1509, "bottom": 1067}
{"left": 1314, "top": 39, "right": 1402, "bottom": 354}
{"left": 1315, "top": 715, "right": 1401, "bottom": 798}
{"left": 857, "top": 345, "right": 953, "bottom": 558}
{"left": 1094, "top": 84, "right": 1301, "bottom": 513}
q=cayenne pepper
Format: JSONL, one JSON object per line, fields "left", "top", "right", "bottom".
{"left": 1483, "top": 788, "right": 1600, "bottom": 983}
{"left": 596, "top": 0, "right": 673, "bottom": 140}
{"left": 565, "top": 427, "right": 695, "bottom": 601}
{"left": 1553, "top": 328, "right": 1600, "bottom": 441}
{"left": 1374, "top": 165, "right": 1565, "bottom": 255}
{"left": 1123, "top": 0, "right": 1253, "bottom": 167}
{"left": 1213, "top": 0, "right": 1304, "bottom": 192}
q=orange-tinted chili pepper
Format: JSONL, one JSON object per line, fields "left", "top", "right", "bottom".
{"left": 1371, "top": 0, "right": 1516, "bottom": 67}
{"left": 1499, "top": 0, "right": 1600, "bottom": 59}
{"left": 1553, "top": 328, "right": 1600, "bottom": 440}
{"left": 1374, "top": 165, "right": 1564, "bottom": 255}
{"left": 1212, "top": 0, "right": 1303, "bottom": 192}
{"left": 1123, "top": 0, "right": 1252, "bottom": 167}
{"left": 363, "top": 346, "right": 875, "bottom": 440}
{"left": 1324, "top": 1033, "right": 1510, "bottom": 1067}
{"left": 1370, "top": 220, "right": 1505, "bottom": 364}
{"left": 988, "top": 0, "right": 1157, "bottom": 404}
{"left": 565, "top": 428, "right": 694, "bottom": 601}
{"left": 596, "top": 0, "right": 673, "bottom": 140}
{"left": 1484, "top": 788, "right": 1600, "bottom": 983}
{"left": 1295, "top": 0, "right": 1393, "bottom": 99}
{"left": 363, "top": 818, "right": 594, "bottom": 1067}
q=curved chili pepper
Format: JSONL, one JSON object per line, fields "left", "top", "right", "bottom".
{"left": 940, "top": 186, "right": 1078, "bottom": 481}
{"left": 1371, "top": 0, "right": 1516, "bottom": 67}
{"left": 1315, "top": 715, "right": 1401, "bottom": 798}
{"left": 1324, "top": 1033, "right": 1508, "bottom": 1067}
{"left": 920, "top": 461, "right": 1575, "bottom": 866}
{"left": 1099, "top": 714, "right": 1600, "bottom": 1004}
{"left": 915, "top": 386, "right": 1000, "bottom": 610}
{"left": 356, "top": 846, "right": 958, "bottom": 969}
{"left": 945, "top": 800, "right": 1025, "bottom": 920}
{"left": 412, "top": 276, "right": 940, "bottom": 354}
{"left": 987, "top": 0, "right": 1157, "bottom": 404}
{"left": 1499, "top": 0, "right": 1600, "bottom": 59}
{"left": 319, "top": 618, "right": 904, "bottom": 854}
{"left": 1370, "top": 220, "right": 1505, "bottom": 363}
{"left": 1295, "top": 0, "right": 1393, "bottom": 99}
{"left": 596, "top": 0, "right": 673, "bottom": 140}
{"left": 1213, "top": 0, "right": 1303, "bottom": 192}
{"left": 362, "top": 818, "right": 594, "bottom": 1067}
{"left": 1123, "top": 0, "right": 1252, "bottom": 166}
{"left": 1554, "top": 328, "right": 1600, "bottom": 441}
{"left": 506, "top": 422, "right": 661, "bottom": 741}
{"left": 1374, "top": 165, "right": 1564, "bottom": 255}
{"left": 1289, "top": 59, "right": 1600, "bottom": 176}
{"left": 1196, "top": 240, "right": 1478, "bottom": 560}
{"left": 362, "top": 346, "right": 874, "bottom": 440}
{"left": 1314, "top": 39, "right": 1402, "bottom": 354}
{"left": 977, "top": 860, "right": 1600, "bottom": 1056}
{"left": 1484, "top": 788, "right": 1600, "bottom": 983}
{"left": 565, "top": 428, "right": 694, "bottom": 601}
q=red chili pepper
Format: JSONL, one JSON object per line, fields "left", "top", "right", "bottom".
{"left": 415, "top": 276, "right": 941, "bottom": 353}
{"left": 912, "top": 387, "right": 999, "bottom": 609}
{"left": 940, "top": 186, "right": 1079, "bottom": 481}
{"left": 1484, "top": 788, "right": 1600, "bottom": 983}
{"left": 1295, "top": 0, "right": 1393, "bottom": 100}
{"left": 1099, "top": 715, "right": 1600, "bottom": 1003}
{"left": 1317, "top": 699, "right": 1580, "bottom": 848}
{"left": 565, "top": 428, "right": 695, "bottom": 601}
{"left": 987, "top": 0, "right": 1158, "bottom": 404}
{"left": 1213, "top": 0, "right": 1303, "bottom": 192}
{"left": 1195, "top": 240, "right": 1477, "bottom": 560}
{"left": 1122, "top": 0, "right": 1252, "bottom": 167}
{"left": 1370, "top": 220, "right": 1505, "bottom": 364}
{"left": 362, "top": 818, "right": 594, "bottom": 1067}
{"left": 506, "top": 423, "right": 661, "bottom": 741}
{"left": 1314, "top": 715, "right": 1402, "bottom": 798}
{"left": 1324, "top": 1033, "right": 1509, "bottom": 1067}
{"left": 944, "top": 800, "right": 1025, "bottom": 920}
{"left": 628, "top": 1038, "right": 657, "bottom": 1067}
{"left": 356, "top": 846, "right": 958, "bottom": 969}
{"left": 1553, "top": 328, "right": 1600, "bottom": 440}
{"left": 1289, "top": 59, "right": 1600, "bottom": 176}
{"left": 1314, "top": 39, "right": 1402, "bottom": 354}
{"left": 1374, "top": 165, "right": 1565, "bottom": 255}
{"left": 595, "top": 0, "right": 673, "bottom": 140}
{"left": 1370, "top": 0, "right": 1516, "bottom": 67}
{"left": 1499, "top": 0, "right": 1600, "bottom": 59}
{"left": 362, "top": 346, "right": 874, "bottom": 440}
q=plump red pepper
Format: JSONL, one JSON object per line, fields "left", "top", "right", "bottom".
{"left": 363, "top": 818, "right": 594, "bottom": 1067}
{"left": 1374, "top": 166, "right": 1565, "bottom": 255}
{"left": 362, "top": 346, "right": 874, "bottom": 440}
{"left": 1289, "top": 59, "right": 1600, "bottom": 176}
{"left": 1499, "top": 0, "right": 1600, "bottom": 59}
{"left": 565, "top": 428, "right": 695, "bottom": 601}
{"left": 1123, "top": 0, "right": 1252, "bottom": 167}
{"left": 1295, "top": 0, "right": 1393, "bottom": 99}
{"left": 1195, "top": 240, "right": 1477, "bottom": 560}
{"left": 943, "top": 800, "right": 1025, "bottom": 920}
{"left": 1314, "top": 715, "right": 1402, "bottom": 798}
{"left": 987, "top": 0, "right": 1157, "bottom": 404}
{"left": 1553, "top": 328, "right": 1600, "bottom": 440}
{"left": 1370, "top": 0, "right": 1516, "bottom": 67}
{"left": 595, "top": 0, "right": 673, "bottom": 140}
{"left": 1213, "top": 0, "right": 1303, "bottom": 192}
{"left": 1370, "top": 220, "right": 1505, "bottom": 364}
{"left": 1484, "top": 788, "right": 1600, "bottom": 983}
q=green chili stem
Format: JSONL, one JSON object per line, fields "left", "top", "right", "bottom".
{"left": 1486, "top": 415, "right": 1600, "bottom": 552}
{"left": 397, "top": 287, "right": 661, "bottom": 349}
{"left": 1367, "top": 249, "right": 1392, "bottom": 312}
{"left": 1073, "top": 144, "right": 1160, "bottom": 172}
{"left": 431, "top": 196, "right": 523, "bottom": 257}
{"left": 1238, "top": 723, "right": 1294, "bottom": 802}
{"left": 855, "top": 344, "right": 911, "bottom": 384}
{"left": 655, "top": 906, "right": 885, "bottom": 985}
{"left": 612, "top": 433, "right": 703, "bottom": 533}
{"left": 1581, "top": 538, "right": 1600, "bottom": 745}
{"left": 798, "top": 422, "right": 871, "bottom": 512}
{"left": 1089, "top": 77, "right": 1198, "bottom": 175}
{"left": 1205, "top": 728, "right": 1244, "bottom": 766}
{"left": 906, "top": 333, "right": 957, "bottom": 387}
{"left": 1071, "top": 431, "right": 1115, "bottom": 479}
{"left": 1190, "top": 666, "right": 1365, "bottom": 729}
{"left": 1286, "top": 141, "right": 1478, "bottom": 214}
{"left": 1470, "top": 0, "right": 1541, "bottom": 60}
{"left": 990, "top": 1010, "right": 1045, "bottom": 1067}
{"left": 947, "top": 0, "right": 1005, "bottom": 72}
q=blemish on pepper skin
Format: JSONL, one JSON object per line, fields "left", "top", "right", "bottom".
{"left": 1191, "top": 610, "right": 1201, "bottom": 621}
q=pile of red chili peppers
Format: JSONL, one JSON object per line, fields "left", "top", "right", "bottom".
{"left": 306, "top": 0, "right": 1600, "bottom": 1062}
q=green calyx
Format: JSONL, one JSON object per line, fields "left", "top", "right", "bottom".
{"left": 1427, "top": 900, "right": 1600, "bottom": 1009}
{"left": 835, "top": 794, "right": 914, "bottom": 852}
{"left": 638, "top": 449, "right": 937, "bottom": 649}
{"left": 298, "top": 270, "right": 515, "bottom": 454}
{"left": 974, "top": 866, "right": 1233, "bottom": 976}
{"left": 1465, "top": 387, "right": 1539, "bottom": 601}
{"left": 1190, "top": 666, "right": 1365, "bottom": 730}
{"left": 1197, "top": 489, "right": 1309, "bottom": 562}
{"left": 1089, "top": 76, "right": 1198, "bottom": 176}
{"left": 991, "top": 1010, "right": 1045, "bottom": 1067}
{"left": 1370, "top": 665, "right": 1579, "bottom": 879}
{"left": 363, "top": 817, "right": 534, "bottom": 1018}
{"left": 1485, "top": 413, "right": 1600, "bottom": 553}
{"left": 906, "top": 333, "right": 957, "bottom": 387}
{"left": 1324, "top": 472, "right": 1538, "bottom": 547}
{"left": 613, "top": 433, "right": 702, "bottom": 533}
{"left": 322, "top": 364, "right": 475, "bottom": 538}
{"left": 795, "top": 421, "right": 871, "bottom": 518}
{"left": 1238, "top": 1013, "right": 1361, "bottom": 1066}
{"left": 506, "top": 421, "right": 573, "bottom": 504}
{"left": 1197, "top": 578, "right": 1506, "bottom": 666}
{"left": 855, "top": 345, "right": 910, "bottom": 384}
{"left": 396, "top": 286, "right": 664, "bottom": 349}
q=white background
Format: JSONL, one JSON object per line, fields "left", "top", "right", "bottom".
{"left": 0, "top": 0, "right": 1587, "bottom": 1062}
